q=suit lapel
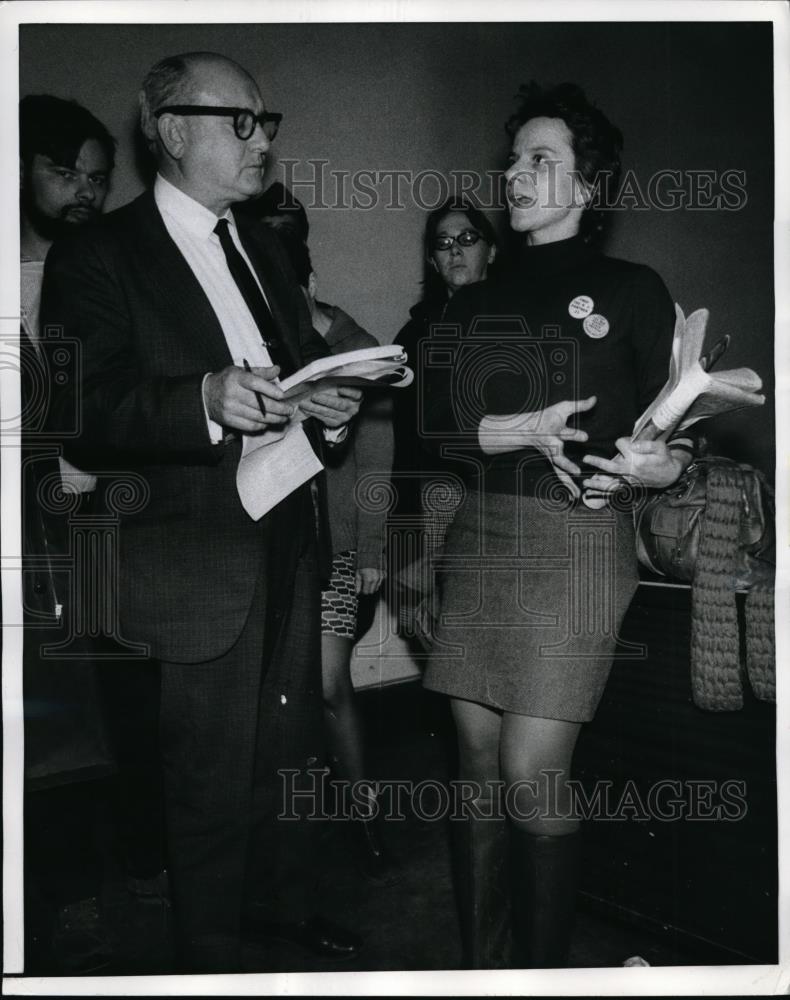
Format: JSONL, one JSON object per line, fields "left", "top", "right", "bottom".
{"left": 127, "top": 192, "right": 233, "bottom": 370}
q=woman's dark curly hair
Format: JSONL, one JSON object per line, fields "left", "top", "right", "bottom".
{"left": 506, "top": 82, "right": 623, "bottom": 242}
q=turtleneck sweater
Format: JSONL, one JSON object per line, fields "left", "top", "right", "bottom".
{"left": 422, "top": 234, "right": 684, "bottom": 496}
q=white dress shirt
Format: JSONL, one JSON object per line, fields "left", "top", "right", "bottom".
{"left": 153, "top": 174, "right": 344, "bottom": 449}
{"left": 154, "top": 173, "right": 275, "bottom": 443}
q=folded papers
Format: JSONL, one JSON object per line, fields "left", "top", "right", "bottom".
{"left": 632, "top": 304, "right": 764, "bottom": 443}
{"left": 237, "top": 344, "right": 412, "bottom": 520}
{"left": 237, "top": 422, "right": 322, "bottom": 521}
{"left": 280, "top": 344, "right": 413, "bottom": 399}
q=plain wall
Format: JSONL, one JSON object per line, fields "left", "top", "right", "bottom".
{"left": 19, "top": 21, "right": 774, "bottom": 473}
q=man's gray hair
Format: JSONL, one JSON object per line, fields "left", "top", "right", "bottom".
{"left": 138, "top": 53, "right": 199, "bottom": 148}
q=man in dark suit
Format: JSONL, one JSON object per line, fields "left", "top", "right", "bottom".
{"left": 41, "top": 51, "right": 362, "bottom": 973}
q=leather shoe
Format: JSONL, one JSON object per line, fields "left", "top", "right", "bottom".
{"left": 245, "top": 912, "right": 362, "bottom": 960}
{"left": 50, "top": 897, "right": 115, "bottom": 974}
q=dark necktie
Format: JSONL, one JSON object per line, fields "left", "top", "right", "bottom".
{"left": 213, "top": 217, "right": 293, "bottom": 376}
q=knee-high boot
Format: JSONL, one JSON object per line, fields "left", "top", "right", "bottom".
{"left": 450, "top": 798, "right": 511, "bottom": 969}
{"left": 509, "top": 827, "right": 581, "bottom": 969}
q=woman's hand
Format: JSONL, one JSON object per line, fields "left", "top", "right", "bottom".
{"left": 582, "top": 438, "right": 692, "bottom": 494}
{"left": 356, "top": 567, "right": 385, "bottom": 595}
{"left": 478, "top": 396, "right": 597, "bottom": 497}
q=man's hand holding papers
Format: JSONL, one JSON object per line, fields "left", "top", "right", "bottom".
{"left": 236, "top": 344, "right": 412, "bottom": 519}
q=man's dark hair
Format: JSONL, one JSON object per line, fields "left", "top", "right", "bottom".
{"left": 20, "top": 94, "right": 116, "bottom": 170}
{"left": 506, "top": 81, "right": 623, "bottom": 242}
{"left": 239, "top": 182, "right": 310, "bottom": 241}
{"left": 273, "top": 229, "right": 313, "bottom": 289}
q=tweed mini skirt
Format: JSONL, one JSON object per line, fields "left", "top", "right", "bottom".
{"left": 422, "top": 490, "right": 639, "bottom": 722}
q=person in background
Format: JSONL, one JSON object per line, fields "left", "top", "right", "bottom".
{"left": 20, "top": 94, "right": 123, "bottom": 973}
{"left": 272, "top": 230, "right": 399, "bottom": 883}
{"left": 390, "top": 199, "right": 498, "bottom": 635}
{"left": 21, "top": 90, "right": 171, "bottom": 936}
{"left": 236, "top": 180, "right": 309, "bottom": 241}
{"left": 421, "top": 82, "right": 694, "bottom": 969}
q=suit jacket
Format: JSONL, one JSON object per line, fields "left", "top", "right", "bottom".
{"left": 40, "top": 190, "right": 330, "bottom": 664}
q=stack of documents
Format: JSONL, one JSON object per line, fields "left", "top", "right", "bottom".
{"left": 632, "top": 304, "right": 764, "bottom": 442}
{"left": 238, "top": 345, "right": 412, "bottom": 520}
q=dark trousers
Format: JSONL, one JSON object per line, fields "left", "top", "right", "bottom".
{"left": 97, "top": 659, "right": 166, "bottom": 879}
{"left": 25, "top": 780, "right": 105, "bottom": 905}
{"left": 159, "top": 541, "right": 324, "bottom": 972}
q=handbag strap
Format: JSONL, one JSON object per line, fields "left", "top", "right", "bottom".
{"left": 745, "top": 580, "right": 775, "bottom": 703}
{"left": 690, "top": 465, "right": 745, "bottom": 710}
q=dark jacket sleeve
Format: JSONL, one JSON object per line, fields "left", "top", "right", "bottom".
{"left": 320, "top": 319, "right": 393, "bottom": 570}
{"left": 41, "top": 230, "right": 221, "bottom": 466}
{"left": 629, "top": 265, "right": 696, "bottom": 452}
{"left": 420, "top": 285, "right": 488, "bottom": 461}
{"left": 629, "top": 266, "right": 677, "bottom": 414}
{"left": 353, "top": 389, "right": 393, "bottom": 569}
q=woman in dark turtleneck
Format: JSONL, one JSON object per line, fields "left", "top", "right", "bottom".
{"left": 422, "top": 83, "right": 693, "bottom": 970}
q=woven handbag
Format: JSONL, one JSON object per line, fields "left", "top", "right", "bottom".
{"left": 635, "top": 457, "right": 774, "bottom": 587}
{"left": 634, "top": 457, "right": 775, "bottom": 711}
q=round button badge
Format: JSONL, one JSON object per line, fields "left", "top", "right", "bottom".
{"left": 583, "top": 313, "right": 610, "bottom": 339}
{"left": 568, "top": 295, "right": 594, "bottom": 319}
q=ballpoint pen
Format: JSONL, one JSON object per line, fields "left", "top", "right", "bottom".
{"left": 242, "top": 358, "right": 267, "bottom": 418}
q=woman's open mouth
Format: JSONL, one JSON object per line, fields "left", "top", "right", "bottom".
{"left": 508, "top": 192, "right": 536, "bottom": 209}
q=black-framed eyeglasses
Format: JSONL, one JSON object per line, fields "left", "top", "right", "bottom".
{"left": 432, "top": 230, "right": 484, "bottom": 253}
{"left": 153, "top": 105, "right": 283, "bottom": 141}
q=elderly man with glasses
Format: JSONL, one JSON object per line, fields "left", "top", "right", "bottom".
{"left": 41, "top": 51, "right": 363, "bottom": 973}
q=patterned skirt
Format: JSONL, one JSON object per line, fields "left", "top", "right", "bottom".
{"left": 321, "top": 549, "right": 358, "bottom": 638}
{"left": 422, "top": 490, "right": 639, "bottom": 722}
